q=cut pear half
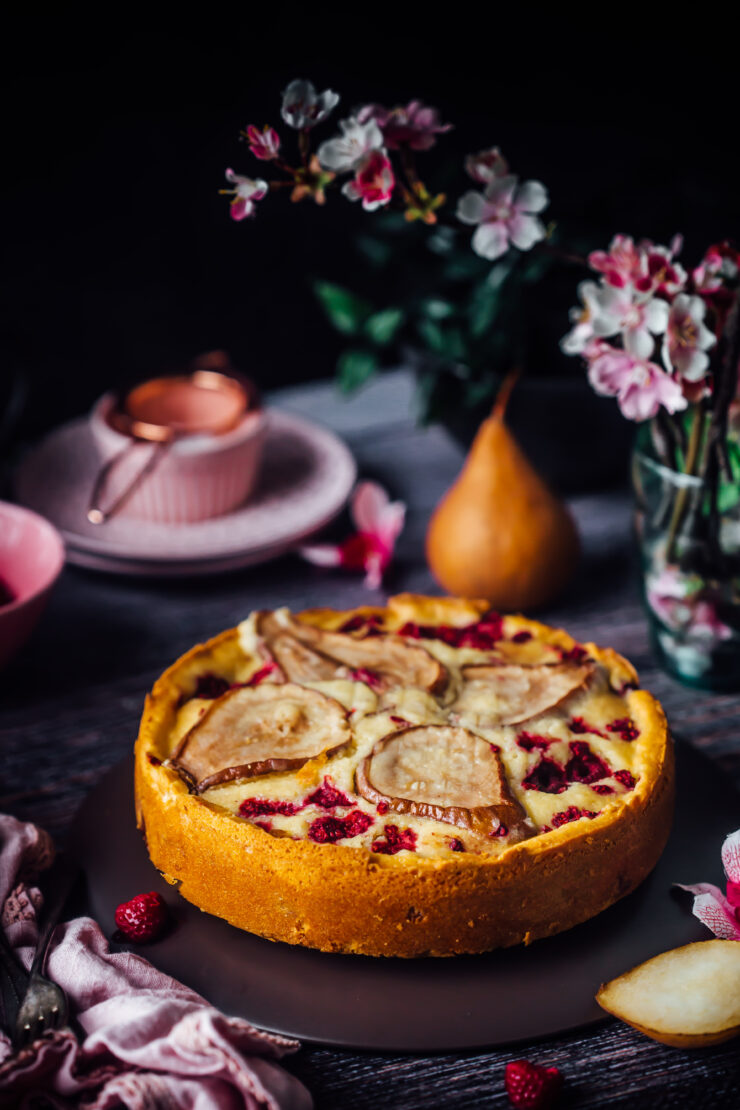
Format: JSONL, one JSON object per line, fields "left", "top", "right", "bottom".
{"left": 596, "top": 940, "right": 740, "bottom": 1047}
{"left": 172, "top": 683, "right": 351, "bottom": 792}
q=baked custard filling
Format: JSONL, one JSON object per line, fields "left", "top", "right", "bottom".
{"left": 162, "top": 607, "right": 645, "bottom": 860}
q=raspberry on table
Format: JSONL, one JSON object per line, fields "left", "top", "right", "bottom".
{"left": 505, "top": 1059, "right": 563, "bottom": 1109}
{"left": 114, "top": 891, "right": 169, "bottom": 943}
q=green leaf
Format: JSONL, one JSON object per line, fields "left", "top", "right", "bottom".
{"left": 716, "top": 480, "right": 740, "bottom": 514}
{"left": 487, "top": 258, "right": 516, "bottom": 290}
{"left": 443, "top": 255, "right": 488, "bottom": 282}
{"left": 468, "top": 282, "right": 501, "bottom": 338}
{"left": 727, "top": 439, "right": 740, "bottom": 480}
{"left": 355, "top": 236, "right": 394, "bottom": 268}
{"left": 314, "top": 282, "right": 373, "bottom": 336}
{"left": 717, "top": 440, "right": 740, "bottom": 512}
{"left": 336, "top": 348, "right": 380, "bottom": 392}
{"left": 419, "top": 298, "right": 455, "bottom": 320}
{"left": 415, "top": 319, "right": 467, "bottom": 361}
{"left": 364, "top": 308, "right": 405, "bottom": 346}
{"left": 416, "top": 318, "right": 446, "bottom": 354}
{"left": 371, "top": 211, "right": 408, "bottom": 235}
{"left": 464, "top": 377, "right": 497, "bottom": 409}
{"left": 427, "top": 228, "right": 456, "bottom": 255}
{"left": 440, "top": 327, "right": 467, "bottom": 361}
{"left": 518, "top": 252, "right": 552, "bottom": 284}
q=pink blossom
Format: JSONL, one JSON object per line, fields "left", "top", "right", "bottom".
{"left": 245, "top": 124, "right": 281, "bottom": 161}
{"left": 457, "top": 176, "right": 549, "bottom": 261}
{"left": 342, "top": 150, "right": 395, "bottom": 211}
{"left": 646, "top": 566, "right": 732, "bottom": 640}
{"left": 317, "top": 116, "right": 384, "bottom": 174}
{"left": 647, "top": 564, "right": 697, "bottom": 610}
{"left": 357, "top": 101, "right": 452, "bottom": 151}
{"left": 586, "top": 342, "right": 686, "bottom": 421}
{"left": 281, "top": 79, "right": 339, "bottom": 130}
{"left": 691, "top": 600, "right": 734, "bottom": 641}
{"left": 588, "top": 283, "right": 669, "bottom": 359}
{"left": 693, "top": 241, "right": 740, "bottom": 292}
{"left": 677, "top": 829, "right": 740, "bottom": 941}
{"left": 637, "top": 241, "right": 687, "bottom": 296}
{"left": 588, "top": 234, "right": 687, "bottom": 296}
{"left": 663, "top": 293, "right": 716, "bottom": 381}
{"left": 300, "top": 481, "right": 405, "bottom": 589}
{"left": 560, "top": 281, "right": 602, "bottom": 354}
{"left": 588, "top": 234, "right": 645, "bottom": 288}
{"left": 464, "top": 147, "right": 509, "bottom": 184}
{"left": 221, "top": 169, "right": 268, "bottom": 221}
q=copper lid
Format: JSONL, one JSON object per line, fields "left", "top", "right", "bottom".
{"left": 109, "top": 353, "right": 255, "bottom": 443}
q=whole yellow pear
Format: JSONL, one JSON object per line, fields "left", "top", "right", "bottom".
{"left": 426, "top": 381, "right": 580, "bottom": 610}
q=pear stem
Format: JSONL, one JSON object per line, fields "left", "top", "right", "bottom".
{"left": 492, "top": 369, "right": 520, "bottom": 422}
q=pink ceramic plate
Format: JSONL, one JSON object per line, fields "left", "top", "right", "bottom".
{"left": 14, "top": 411, "right": 356, "bottom": 575}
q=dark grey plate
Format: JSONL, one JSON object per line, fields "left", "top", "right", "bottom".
{"left": 68, "top": 742, "right": 738, "bottom": 1052}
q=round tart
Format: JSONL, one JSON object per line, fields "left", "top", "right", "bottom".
{"left": 135, "top": 594, "right": 674, "bottom": 957}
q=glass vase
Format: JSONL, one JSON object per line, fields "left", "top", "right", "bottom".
{"left": 633, "top": 430, "right": 740, "bottom": 690}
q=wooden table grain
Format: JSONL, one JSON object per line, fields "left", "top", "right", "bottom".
{"left": 2, "top": 371, "right": 739, "bottom": 1108}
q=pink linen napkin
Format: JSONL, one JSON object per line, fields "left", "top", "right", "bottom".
{"left": 0, "top": 814, "right": 312, "bottom": 1109}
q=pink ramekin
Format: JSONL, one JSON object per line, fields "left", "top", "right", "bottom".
{"left": 0, "top": 501, "right": 66, "bottom": 670}
{"left": 89, "top": 392, "right": 267, "bottom": 524}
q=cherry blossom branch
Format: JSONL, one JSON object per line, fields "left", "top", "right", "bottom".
{"left": 535, "top": 239, "right": 587, "bottom": 267}
{"left": 298, "top": 129, "right": 310, "bottom": 167}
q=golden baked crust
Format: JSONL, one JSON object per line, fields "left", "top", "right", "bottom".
{"left": 134, "top": 594, "right": 674, "bottom": 957}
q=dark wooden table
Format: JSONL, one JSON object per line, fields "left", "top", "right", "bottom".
{"left": 2, "top": 372, "right": 739, "bottom": 1108}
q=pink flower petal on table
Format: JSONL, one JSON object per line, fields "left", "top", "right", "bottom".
{"left": 377, "top": 502, "right": 405, "bottom": 553}
{"left": 299, "top": 544, "right": 343, "bottom": 567}
{"left": 726, "top": 880, "right": 740, "bottom": 909}
{"left": 676, "top": 828, "right": 740, "bottom": 940}
{"left": 362, "top": 551, "right": 384, "bottom": 590}
{"left": 351, "top": 482, "right": 389, "bottom": 533}
{"left": 691, "top": 892, "right": 740, "bottom": 940}
{"left": 722, "top": 828, "right": 740, "bottom": 883}
{"left": 298, "top": 482, "right": 405, "bottom": 589}
{"left": 351, "top": 482, "right": 405, "bottom": 552}
{"left": 675, "top": 881, "right": 729, "bottom": 901}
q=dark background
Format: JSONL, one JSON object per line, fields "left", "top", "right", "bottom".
{"left": 2, "top": 14, "right": 738, "bottom": 443}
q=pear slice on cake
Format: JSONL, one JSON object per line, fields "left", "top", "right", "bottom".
{"left": 457, "top": 661, "right": 594, "bottom": 727}
{"left": 596, "top": 940, "right": 740, "bottom": 1047}
{"left": 172, "top": 684, "right": 351, "bottom": 792}
{"left": 256, "top": 610, "right": 447, "bottom": 694}
{"left": 355, "top": 724, "right": 530, "bottom": 840}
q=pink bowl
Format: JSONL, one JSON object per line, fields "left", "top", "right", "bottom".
{"left": 0, "top": 502, "right": 65, "bottom": 669}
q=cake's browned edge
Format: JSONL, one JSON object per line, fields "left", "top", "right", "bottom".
{"left": 134, "top": 593, "right": 675, "bottom": 958}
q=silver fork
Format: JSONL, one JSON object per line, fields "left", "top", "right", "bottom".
{"left": 13, "top": 858, "right": 79, "bottom": 1050}
{"left": 0, "top": 927, "right": 29, "bottom": 1035}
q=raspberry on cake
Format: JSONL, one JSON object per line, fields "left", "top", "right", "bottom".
{"left": 135, "top": 594, "right": 674, "bottom": 957}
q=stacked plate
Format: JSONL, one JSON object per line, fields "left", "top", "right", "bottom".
{"left": 14, "top": 411, "right": 356, "bottom": 576}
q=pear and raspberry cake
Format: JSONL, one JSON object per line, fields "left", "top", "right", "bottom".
{"left": 135, "top": 593, "right": 674, "bottom": 958}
